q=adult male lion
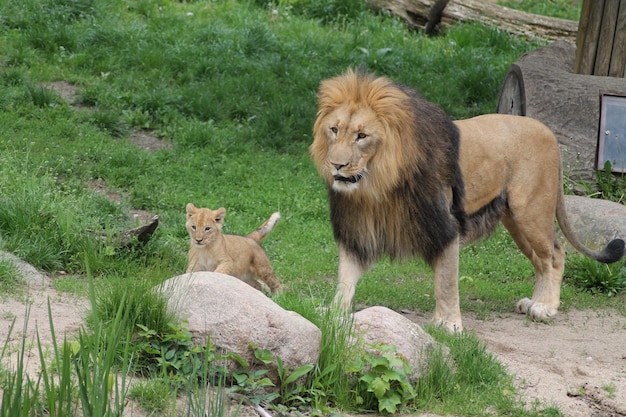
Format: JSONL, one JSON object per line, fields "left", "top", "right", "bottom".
{"left": 310, "top": 69, "right": 625, "bottom": 332}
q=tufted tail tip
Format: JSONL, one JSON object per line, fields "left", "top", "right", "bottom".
{"left": 597, "top": 238, "right": 625, "bottom": 264}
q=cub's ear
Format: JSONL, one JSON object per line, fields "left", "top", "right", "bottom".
{"left": 186, "top": 203, "right": 197, "bottom": 217}
{"left": 214, "top": 208, "right": 226, "bottom": 227}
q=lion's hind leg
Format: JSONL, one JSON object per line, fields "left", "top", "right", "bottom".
{"left": 251, "top": 258, "right": 282, "bottom": 294}
{"left": 502, "top": 215, "right": 565, "bottom": 321}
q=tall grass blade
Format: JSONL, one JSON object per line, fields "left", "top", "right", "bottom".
{"left": 0, "top": 305, "right": 41, "bottom": 416}
{"left": 37, "top": 299, "right": 77, "bottom": 417}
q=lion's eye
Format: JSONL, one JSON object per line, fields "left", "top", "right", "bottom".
{"left": 330, "top": 126, "right": 338, "bottom": 134}
{"left": 191, "top": 225, "right": 197, "bottom": 231}
{"left": 204, "top": 226, "right": 211, "bottom": 232}
{"left": 356, "top": 132, "right": 367, "bottom": 141}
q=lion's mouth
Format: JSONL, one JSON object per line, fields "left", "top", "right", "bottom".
{"left": 333, "top": 174, "right": 362, "bottom": 184}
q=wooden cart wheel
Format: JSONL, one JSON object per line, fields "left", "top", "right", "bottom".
{"left": 496, "top": 64, "right": 525, "bottom": 116}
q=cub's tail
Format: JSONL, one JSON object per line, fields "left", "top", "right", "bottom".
{"left": 556, "top": 166, "right": 625, "bottom": 263}
{"left": 247, "top": 212, "right": 281, "bottom": 243}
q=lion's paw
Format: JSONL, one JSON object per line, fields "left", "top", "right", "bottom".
{"left": 515, "top": 297, "right": 533, "bottom": 314}
{"left": 516, "top": 298, "right": 557, "bottom": 321}
{"left": 433, "top": 317, "right": 463, "bottom": 333}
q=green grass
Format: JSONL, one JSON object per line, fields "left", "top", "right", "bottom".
{"left": 0, "top": 0, "right": 620, "bottom": 415}
{"left": 0, "top": 260, "right": 23, "bottom": 298}
{"left": 499, "top": 0, "right": 582, "bottom": 21}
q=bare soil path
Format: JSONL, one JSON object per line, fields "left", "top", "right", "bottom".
{"left": 407, "top": 310, "right": 626, "bottom": 416}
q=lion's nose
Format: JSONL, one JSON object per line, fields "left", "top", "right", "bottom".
{"left": 332, "top": 162, "right": 348, "bottom": 171}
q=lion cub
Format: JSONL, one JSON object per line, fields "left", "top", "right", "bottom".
{"left": 185, "top": 203, "right": 282, "bottom": 294}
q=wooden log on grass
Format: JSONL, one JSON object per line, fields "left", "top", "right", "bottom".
{"left": 366, "top": 0, "right": 578, "bottom": 40}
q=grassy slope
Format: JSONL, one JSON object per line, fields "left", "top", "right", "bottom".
{"left": 1, "top": 0, "right": 623, "bottom": 316}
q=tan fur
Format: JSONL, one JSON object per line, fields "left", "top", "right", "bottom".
{"left": 456, "top": 114, "right": 625, "bottom": 320}
{"left": 311, "top": 70, "right": 624, "bottom": 332}
{"left": 185, "top": 203, "right": 282, "bottom": 294}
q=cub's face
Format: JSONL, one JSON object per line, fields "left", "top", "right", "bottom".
{"left": 312, "top": 104, "right": 382, "bottom": 193}
{"left": 185, "top": 203, "right": 225, "bottom": 247}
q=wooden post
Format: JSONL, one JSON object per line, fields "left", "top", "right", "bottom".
{"left": 609, "top": 1, "right": 626, "bottom": 77}
{"left": 575, "top": 0, "right": 626, "bottom": 77}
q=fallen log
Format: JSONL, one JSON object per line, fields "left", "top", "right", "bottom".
{"left": 367, "top": 0, "right": 578, "bottom": 41}
{"left": 91, "top": 215, "right": 160, "bottom": 249}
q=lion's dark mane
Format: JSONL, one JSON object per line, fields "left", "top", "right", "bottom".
{"left": 328, "top": 81, "right": 466, "bottom": 267}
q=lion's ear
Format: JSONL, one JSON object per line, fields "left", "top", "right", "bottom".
{"left": 186, "top": 203, "right": 197, "bottom": 217}
{"left": 214, "top": 208, "right": 226, "bottom": 229}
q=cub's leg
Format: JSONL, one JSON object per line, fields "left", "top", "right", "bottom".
{"left": 432, "top": 236, "right": 463, "bottom": 332}
{"left": 239, "top": 275, "right": 264, "bottom": 292}
{"left": 502, "top": 213, "right": 565, "bottom": 321}
{"left": 333, "top": 244, "right": 368, "bottom": 310}
{"left": 251, "top": 258, "right": 282, "bottom": 294}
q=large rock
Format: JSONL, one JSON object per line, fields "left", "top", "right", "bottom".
{"left": 159, "top": 272, "right": 321, "bottom": 383}
{"left": 0, "top": 250, "right": 47, "bottom": 289}
{"left": 562, "top": 195, "right": 626, "bottom": 252}
{"left": 353, "top": 306, "right": 443, "bottom": 380}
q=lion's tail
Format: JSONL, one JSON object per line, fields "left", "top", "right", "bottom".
{"left": 247, "top": 212, "right": 281, "bottom": 243}
{"left": 555, "top": 163, "right": 624, "bottom": 263}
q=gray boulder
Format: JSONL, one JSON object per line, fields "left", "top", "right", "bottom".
{"left": 353, "top": 306, "right": 443, "bottom": 380}
{"left": 159, "top": 272, "right": 321, "bottom": 383}
{"left": 562, "top": 195, "right": 626, "bottom": 252}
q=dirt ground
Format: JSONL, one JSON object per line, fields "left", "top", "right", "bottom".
{"left": 406, "top": 310, "right": 626, "bottom": 416}
{"left": 1, "top": 250, "right": 625, "bottom": 416}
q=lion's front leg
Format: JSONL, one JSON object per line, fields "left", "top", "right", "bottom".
{"left": 432, "top": 236, "right": 463, "bottom": 332}
{"left": 333, "top": 244, "right": 368, "bottom": 310}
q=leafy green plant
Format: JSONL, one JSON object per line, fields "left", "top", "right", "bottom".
{"left": 226, "top": 345, "right": 279, "bottom": 406}
{"left": 275, "top": 355, "right": 314, "bottom": 406}
{"left": 595, "top": 161, "right": 626, "bottom": 204}
{"left": 565, "top": 255, "right": 626, "bottom": 296}
{"left": 350, "top": 344, "right": 416, "bottom": 414}
{"left": 135, "top": 322, "right": 206, "bottom": 381}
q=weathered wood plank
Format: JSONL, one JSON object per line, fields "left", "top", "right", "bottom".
{"left": 576, "top": 0, "right": 605, "bottom": 75}
{"left": 609, "top": 0, "right": 626, "bottom": 77}
{"left": 574, "top": 0, "right": 593, "bottom": 73}
{"left": 594, "top": 0, "right": 619, "bottom": 76}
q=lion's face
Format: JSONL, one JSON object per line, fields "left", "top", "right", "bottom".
{"left": 313, "top": 103, "right": 382, "bottom": 193}
{"left": 311, "top": 70, "right": 419, "bottom": 199}
{"left": 186, "top": 203, "right": 225, "bottom": 247}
